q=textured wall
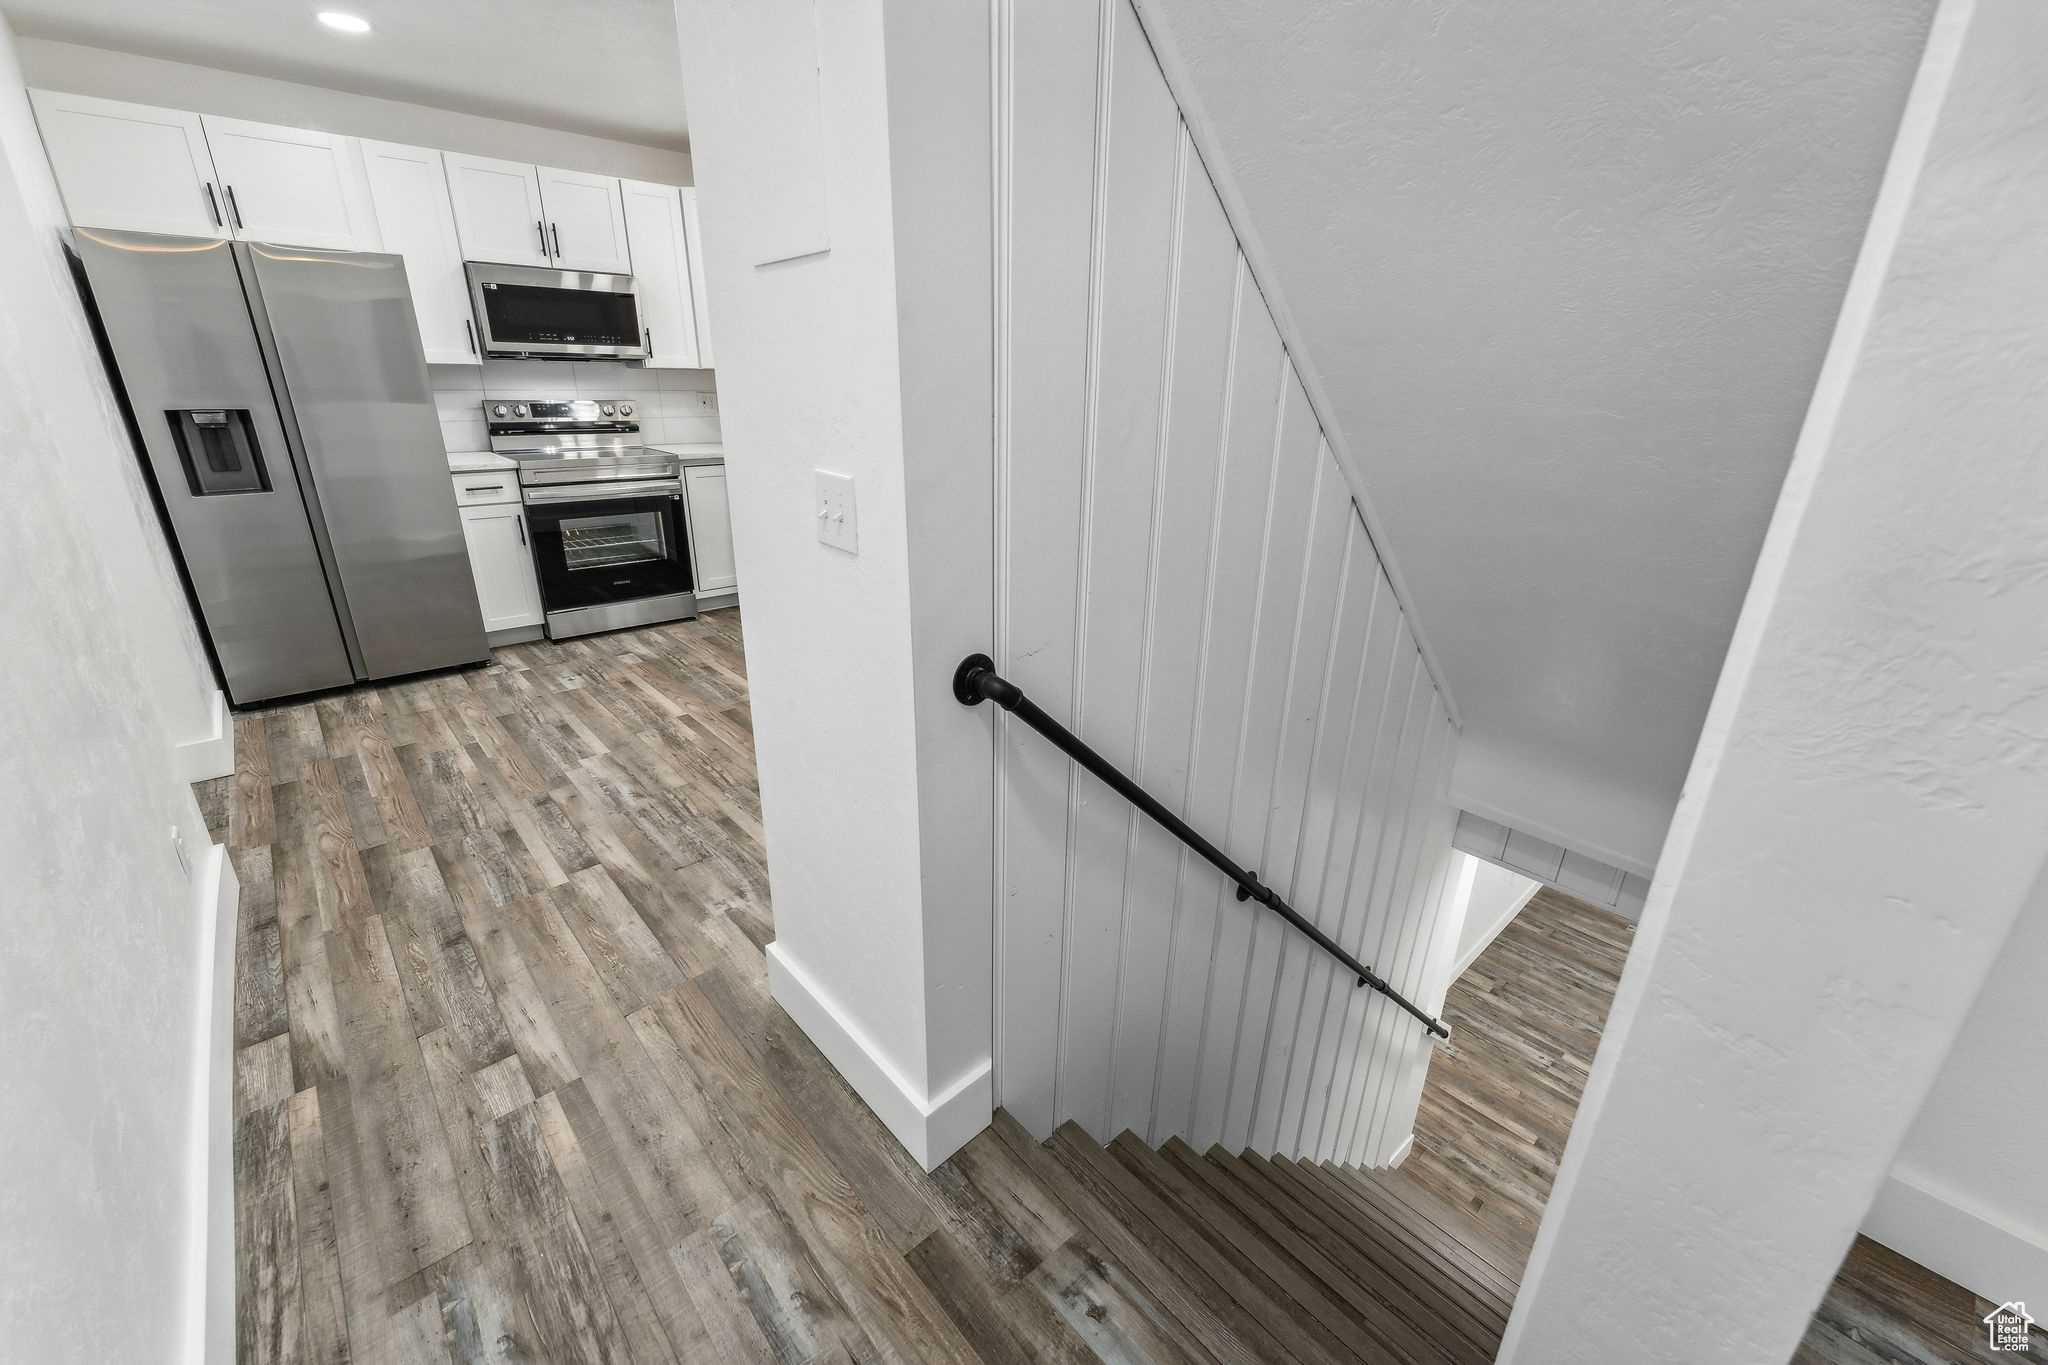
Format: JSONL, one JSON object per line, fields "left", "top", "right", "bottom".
{"left": 1139, "top": 0, "right": 1935, "bottom": 871}
{"left": 996, "top": 0, "right": 1466, "bottom": 1166}
{"left": 0, "top": 20, "right": 217, "bottom": 1361}
{"left": 1500, "top": 0, "right": 2048, "bottom": 1355}
{"left": 1875, "top": 889, "right": 2048, "bottom": 1306}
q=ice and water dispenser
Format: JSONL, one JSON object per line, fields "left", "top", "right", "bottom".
{"left": 166, "top": 407, "right": 270, "bottom": 496}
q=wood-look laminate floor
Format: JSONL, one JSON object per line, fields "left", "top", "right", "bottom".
{"left": 1393, "top": 887, "right": 2047, "bottom": 1363}
{"left": 200, "top": 611, "right": 2037, "bottom": 1363}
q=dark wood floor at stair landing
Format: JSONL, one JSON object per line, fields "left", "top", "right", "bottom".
{"left": 1390, "top": 887, "right": 2047, "bottom": 1363}
{"left": 201, "top": 612, "right": 2036, "bottom": 1363}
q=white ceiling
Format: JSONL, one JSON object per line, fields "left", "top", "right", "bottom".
{"left": 0, "top": 0, "right": 687, "bottom": 148}
{"left": 1144, "top": 0, "right": 1935, "bottom": 869}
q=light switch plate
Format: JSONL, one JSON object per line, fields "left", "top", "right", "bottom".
{"left": 815, "top": 470, "right": 857, "bottom": 554}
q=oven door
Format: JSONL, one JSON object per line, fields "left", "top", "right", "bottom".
{"left": 523, "top": 485, "right": 695, "bottom": 637}
{"left": 467, "top": 261, "right": 648, "bottom": 360}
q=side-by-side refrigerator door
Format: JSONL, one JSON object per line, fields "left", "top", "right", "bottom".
{"left": 244, "top": 242, "right": 489, "bottom": 680}
{"left": 74, "top": 229, "right": 355, "bottom": 704}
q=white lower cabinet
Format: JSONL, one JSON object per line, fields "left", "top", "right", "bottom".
{"left": 683, "top": 464, "right": 737, "bottom": 596}
{"left": 457, "top": 499, "right": 544, "bottom": 635}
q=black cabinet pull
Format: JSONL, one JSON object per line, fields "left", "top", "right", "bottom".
{"left": 644, "top": 327, "right": 652, "bottom": 353}
{"left": 464, "top": 318, "right": 477, "bottom": 355}
{"left": 536, "top": 219, "right": 548, "bottom": 256}
{"left": 517, "top": 516, "right": 527, "bottom": 547}
{"left": 550, "top": 222, "right": 561, "bottom": 257}
{"left": 224, "top": 184, "right": 244, "bottom": 230}
{"left": 203, "top": 182, "right": 222, "bottom": 228}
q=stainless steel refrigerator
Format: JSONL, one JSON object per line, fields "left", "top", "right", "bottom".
{"left": 77, "top": 230, "right": 490, "bottom": 705}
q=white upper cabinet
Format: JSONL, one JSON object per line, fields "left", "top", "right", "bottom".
{"left": 199, "top": 116, "right": 382, "bottom": 251}
{"left": 619, "top": 179, "right": 700, "bottom": 368}
{"left": 360, "top": 140, "right": 477, "bottom": 365}
{"left": 29, "top": 91, "right": 227, "bottom": 238}
{"left": 445, "top": 156, "right": 630, "bottom": 274}
{"left": 535, "top": 166, "right": 632, "bottom": 274}
{"left": 679, "top": 187, "right": 714, "bottom": 366}
{"left": 445, "top": 152, "right": 552, "bottom": 267}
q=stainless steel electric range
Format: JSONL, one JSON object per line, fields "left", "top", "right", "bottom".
{"left": 485, "top": 397, "right": 697, "bottom": 639}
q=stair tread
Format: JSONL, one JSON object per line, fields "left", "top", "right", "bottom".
{"left": 1267, "top": 1155, "right": 1513, "bottom": 1334}
{"left": 1170, "top": 1139, "right": 1480, "bottom": 1365}
{"left": 1155, "top": 1138, "right": 1428, "bottom": 1364}
{"left": 1221, "top": 1148, "right": 1502, "bottom": 1365}
{"left": 1331, "top": 1162, "right": 1527, "bottom": 1288}
{"left": 1285, "top": 1158, "right": 1522, "bottom": 1305}
{"left": 990, "top": 1113, "right": 1226, "bottom": 1364}
{"left": 1045, "top": 1122, "right": 1314, "bottom": 1365}
{"left": 1107, "top": 1133, "right": 1371, "bottom": 1365}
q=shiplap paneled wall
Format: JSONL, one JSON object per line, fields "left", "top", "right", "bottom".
{"left": 993, "top": 0, "right": 1467, "bottom": 1167}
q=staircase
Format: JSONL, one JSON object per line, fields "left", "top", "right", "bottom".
{"left": 941, "top": 1110, "right": 1517, "bottom": 1365}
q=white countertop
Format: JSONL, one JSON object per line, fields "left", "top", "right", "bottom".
{"left": 446, "top": 444, "right": 722, "bottom": 474}
{"left": 645, "top": 442, "right": 726, "bottom": 467}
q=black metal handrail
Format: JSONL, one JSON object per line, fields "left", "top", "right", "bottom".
{"left": 953, "top": 654, "right": 1450, "bottom": 1041}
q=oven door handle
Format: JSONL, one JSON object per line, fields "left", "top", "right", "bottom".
{"left": 522, "top": 478, "right": 683, "bottom": 505}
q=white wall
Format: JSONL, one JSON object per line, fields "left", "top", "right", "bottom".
{"left": 1453, "top": 856, "right": 1541, "bottom": 978}
{"left": 994, "top": 0, "right": 1467, "bottom": 1170}
{"left": 672, "top": 0, "right": 994, "bottom": 1170}
{"left": 1500, "top": 0, "right": 2048, "bottom": 1357}
{"left": 0, "top": 30, "right": 219, "bottom": 749}
{"left": 1865, "top": 890, "right": 2048, "bottom": 1307}
{"left": 18, "top": 36, "right": 692, "bottom": 184}
{"left": 1135, "top": 0, "right": 1935, "bottom": 875}
{"left": 0, "top": 19, "right": 226, "bottom": 1362}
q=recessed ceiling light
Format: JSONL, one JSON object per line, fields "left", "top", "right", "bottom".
{"left": 316, "top": 11, "right": 372, "bottom": 33}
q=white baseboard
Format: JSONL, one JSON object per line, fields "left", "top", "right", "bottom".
{"left": 1453, "top": 880, "right": 1543, "bottom": 979}
{"left": 1385, "top": 1132, "right": 1415, "bottom": 1168}
{"left": 765, "top": 942, "right": 991, "bottom": 1171}
{"left": 1864, "top": 1165, "right": 2048, "bottom": 1310}
{"left": 173, "top": 690, "right": 234, "bottom": 785}
{"left": 186, "top": 843, "right": 239, "bottom": 1365}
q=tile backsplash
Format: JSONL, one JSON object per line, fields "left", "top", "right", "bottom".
{"left": 429, "top": 361, "right": 720, "bottom": 453}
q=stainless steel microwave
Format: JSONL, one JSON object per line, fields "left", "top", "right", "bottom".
{"left": 465, "top": 261, "right": 650, "bottom": 361}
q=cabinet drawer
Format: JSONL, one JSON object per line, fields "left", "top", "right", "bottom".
{"left": 453, "top": 471, "right": 519, "bottom": 505}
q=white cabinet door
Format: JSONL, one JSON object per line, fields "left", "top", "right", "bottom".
{"left": 458, "top": 503, "right": 544, "bottom": 632}
{"left": 678, "top": 187, "right": 714, "bottom": 366}
{"left": 684, "top": 464, "right": 737, "bottom": 594}
{"left": 536, "top": 166, "right": 631, "bottom": 274}
{"left": 619, "top": 179, "right": 700, "bottom": 368}
{"left": 445, "top": 153, "right": 551, "bottom": 267}
{"left": 29, "top": 90, "right": 226, "bottom": 237}
{"left": 361, "top": 140, "right": 477, "bottom": 365}
{"left": 200, "top": 116, "right": 381, "bottom": 250}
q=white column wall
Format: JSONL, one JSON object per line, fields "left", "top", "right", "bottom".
{"left": 671, "top": 0, "right": 993, "bottom": 1170}
{"left": 1500, "top": 0, "right": 2048, "bottom": 1357}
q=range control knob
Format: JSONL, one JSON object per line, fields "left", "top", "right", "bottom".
{"left": 617, "top": 402, "right": 634, "bottom": 417}
{"left": 491, "top": 404, "right": 508, "bottom": 417}
{"left": 512, "top": 404, "right": 529, "bottom": 417}
{"left": 599, "top": 403, "right": 616, "bottom": 417}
